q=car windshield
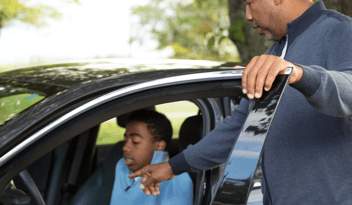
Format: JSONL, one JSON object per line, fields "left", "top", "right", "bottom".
{"left": 0, "top": 78, "right": 69, "bottom": 125}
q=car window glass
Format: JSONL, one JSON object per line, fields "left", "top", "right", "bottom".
{"left": 96, "top": 100, "right": 199, "bottom": 146}
{"left": 0, "top": 93, "right": 45, "bottom": 125}
{"left": 0, "top": 78, "right": 68, "bottom": 126}
{"left": 156, "top": 101, "right": 198, "bottom": 138}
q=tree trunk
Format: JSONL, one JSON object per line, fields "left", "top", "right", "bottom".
{"left": 227, "top": 0, "right": 273, "bottom": 64}
{"left": 323, "top": 0, "right": 352, "bottom": 17}
{"left": 227, "top": 0, "right": 352, "bottom": 64}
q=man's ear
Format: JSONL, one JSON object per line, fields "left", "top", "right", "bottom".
{"left": 155, "top": 140, "right": 167, "bottom": 151}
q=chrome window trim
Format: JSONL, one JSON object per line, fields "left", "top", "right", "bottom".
{"left": 0, "top": 70, "right": 243, "bottom": 166}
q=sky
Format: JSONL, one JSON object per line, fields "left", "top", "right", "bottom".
{"left": 0, "top": 0, "right": 173, "bottom": 67}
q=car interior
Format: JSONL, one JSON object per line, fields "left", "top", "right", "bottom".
{"left": 10, "top": 100, "right": 205, "bottom": 205}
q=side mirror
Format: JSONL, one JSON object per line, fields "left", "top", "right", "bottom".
{"left": 0, "top": 189, "right": 31, "bottom": 205}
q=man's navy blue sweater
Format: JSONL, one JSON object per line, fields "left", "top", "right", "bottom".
{"left": 169, "top": 1, "right": 352, "bottom": 204}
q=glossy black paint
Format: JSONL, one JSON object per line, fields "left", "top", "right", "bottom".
{"left": 211, "top": 71, "right": 292, "bottom": 205}
{"left": 0, "top": 78, "right": 68, "bottom": 98}
{"left": 0, "top": 59, "right": 232, "bottom": 87}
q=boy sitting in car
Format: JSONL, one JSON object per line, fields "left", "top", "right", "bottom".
{"left": 110, "top": 110, "right": 193, "bottom": 205}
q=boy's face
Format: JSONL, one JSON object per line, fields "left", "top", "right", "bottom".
{"left": 122, "top": 121, "right": 165, "bottom": 172}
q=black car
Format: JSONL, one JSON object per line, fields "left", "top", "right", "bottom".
{"left": 0, "top": 59, "right": 291, "bottom": 205}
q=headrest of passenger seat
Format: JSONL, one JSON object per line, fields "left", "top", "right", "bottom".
{"left": 179, "top": 115, "right": 203, "bottom": 151}
{"left": 116, "top": 106, "right": 156, "bottom": 128}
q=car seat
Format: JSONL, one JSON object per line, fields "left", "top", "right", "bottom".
{"left": 69, "top": 113, "right": 203, "bottom": 205}
{"left": 68, "top": 141, "right": 125, "bottom": 205}
{"left": 177, "top": 115, "right": 203, "bottom": 197}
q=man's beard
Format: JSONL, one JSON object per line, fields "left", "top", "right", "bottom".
{"left": 261, "top": 27, "right": 281, "bottom": 42}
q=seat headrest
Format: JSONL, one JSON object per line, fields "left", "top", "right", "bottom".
{"left": 116, "top": 106, "right": 155, "bottom": 128}
{"left": 178, "top": 115, "right": 203, "bottom": 151}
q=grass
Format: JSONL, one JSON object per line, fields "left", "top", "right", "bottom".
{"left": 96, "top": 100, "right": 199, "bottom": 145}
{"left": 0, "top": 94, "right": 45, "bottom": 125}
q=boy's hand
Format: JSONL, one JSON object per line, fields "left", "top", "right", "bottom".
{"left": 128, "top": 162, "right": 175, "bottom": 196}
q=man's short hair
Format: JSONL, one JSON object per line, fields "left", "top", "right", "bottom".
{"left": 126, "top": 110, "right": 173, "bottom": 151}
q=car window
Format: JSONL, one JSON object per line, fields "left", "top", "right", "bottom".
{"left": 0, "top": 78, "right": 68, "bottom": 126}
{"left": 0, "top": 93, "right": 45, "bottom": 125}
{"left": 156, "top": 101, "right": 199, "bottom": 139}
{"left": 96, "top": 100, "right": 199, "bottom": 146}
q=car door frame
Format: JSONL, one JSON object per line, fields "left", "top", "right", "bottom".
{"left": 0, "top": 69, "right": 245, "bottom": 204}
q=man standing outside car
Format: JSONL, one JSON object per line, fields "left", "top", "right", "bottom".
{"left": 130, "top": 0, "right": 352, "bottom": 204}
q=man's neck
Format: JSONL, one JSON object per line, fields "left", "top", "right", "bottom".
{"left": 280, "top": 0, "right": 315, "bottom": 38}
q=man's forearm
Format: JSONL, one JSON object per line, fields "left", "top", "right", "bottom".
{"left": 292, "top": 65, "right": 352, "bottom": 117}
{"left": 169, "top": 98, "right": 250, "bottom": 174}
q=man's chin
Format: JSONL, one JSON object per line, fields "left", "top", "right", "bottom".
{"left": 265, "top": 34, "right": 275, "bottom": 41}
{"left": 258, "top": 27, "right": 278, "bottom": 42}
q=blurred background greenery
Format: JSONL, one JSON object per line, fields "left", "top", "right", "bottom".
{"left": 1, "top": 0, "right": 349, "bottom": 72}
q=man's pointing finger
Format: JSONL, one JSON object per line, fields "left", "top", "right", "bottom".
{"left": 142, "top": 174, "right": 157, "bottom": 189}
{"left": 128, "top": 169, "right": 142, "bottom": 178}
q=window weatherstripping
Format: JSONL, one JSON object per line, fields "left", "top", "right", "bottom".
{"left": 211, "top": 68, "right": 293, "bottom": 205}
{"left": 0, "top": 70, "right": 243, "bottom": 167}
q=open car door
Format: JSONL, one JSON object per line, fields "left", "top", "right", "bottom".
{"left": 211, "top": 68, "right": 293, "bottom": 205}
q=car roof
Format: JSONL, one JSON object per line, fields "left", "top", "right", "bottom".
{"left": 0, "top": 58, "right": 233, "bottom": 87}
{"left": 0, "top": 58, "right": 239, "bottom": 151}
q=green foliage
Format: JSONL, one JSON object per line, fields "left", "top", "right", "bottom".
{"left": 131, "top": 0, "right": 240, "bottom": 61}
{"left": 0, "top": 93, "right": 44, "bottom": 125}
{"left": 207, "top": 35, "right": 215, "bottom": 49}
{"left": 0, "top": 0, "right": 79, "bottom": 29}
{"left": 232, "top": 19, "right": 245, "bottom": 43}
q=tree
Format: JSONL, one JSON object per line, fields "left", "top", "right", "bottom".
{"left": 323, "top": 0, "right": 352, "bottom": 17}
{"left": 131, "top": 0, "right": 240, "bottom": 62}
{"left": 132, "top": 0, "right": 352, "bottom": 63}
{"left": 226, "top": 0, "right": 352, "bottom": 63}
{"left": 0, "top": 0, "right": 79, "bottom": 31}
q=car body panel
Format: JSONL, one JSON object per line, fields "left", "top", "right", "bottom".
{"left": 0, "top": 59, "right": 227, "bottom": 87}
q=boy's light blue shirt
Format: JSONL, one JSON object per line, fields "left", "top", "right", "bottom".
{"left": 110, "top": 151, "right": 193, "bottom": 205}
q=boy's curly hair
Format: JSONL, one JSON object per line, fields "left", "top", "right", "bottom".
{"left": 126, "top": 110, "right": 173, "bottom": 151}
